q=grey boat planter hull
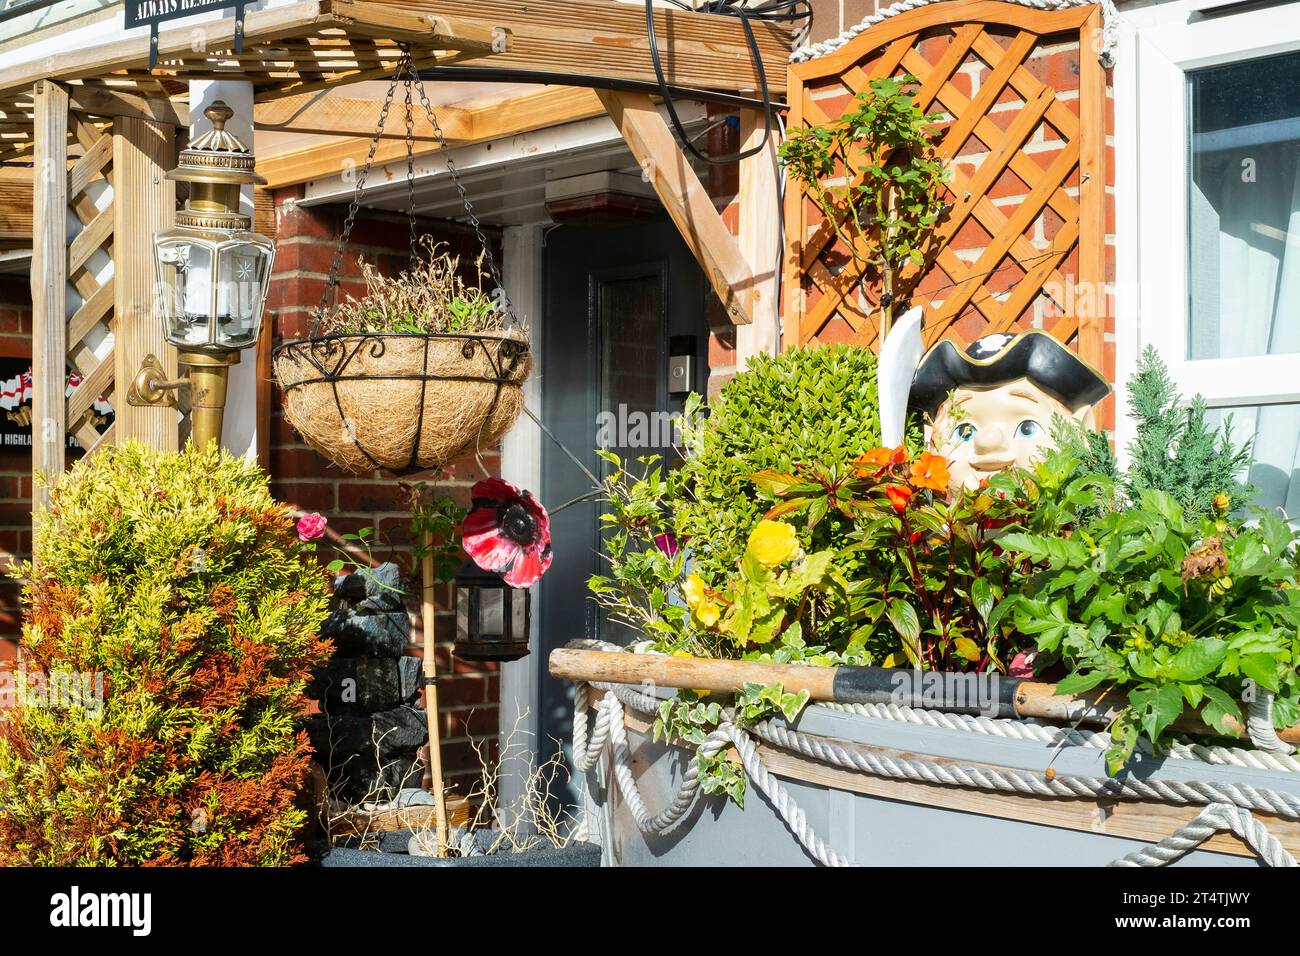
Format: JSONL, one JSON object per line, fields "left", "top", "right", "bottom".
{"left": 582, "top": 702, "right": 1299, "bottom": 867}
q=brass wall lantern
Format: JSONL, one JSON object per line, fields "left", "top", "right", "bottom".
{"left": 128, "top": 101, "right": 274, "bottom": 448}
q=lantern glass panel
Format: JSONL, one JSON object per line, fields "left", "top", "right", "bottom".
{"left": 214, "top": 236, "right": 274, "bottom": 349}
{"left": 154, "top": 228, "right": 273, "bottom": 352}
{"left": 479, "top": 586, "right": 504, "bottom": 638}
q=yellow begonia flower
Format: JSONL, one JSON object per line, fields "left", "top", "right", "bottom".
{"left": 746, "top": 520, "right": 803, "bottom": 567}
{"left": 682, "top": 573, "right": 721, "bottom": 627}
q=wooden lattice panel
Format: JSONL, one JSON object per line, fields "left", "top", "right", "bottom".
{"left": 63, "top": 115, "right": 117, "bottom": 457}
{"left": 783, "top": 0, "right": 1107, "bottom": 367}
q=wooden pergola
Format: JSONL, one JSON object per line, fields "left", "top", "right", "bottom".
{"left": 0, "top": 0, "right": 788, "bottom": 502}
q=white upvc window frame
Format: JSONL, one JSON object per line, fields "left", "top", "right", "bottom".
{"left": 1113, "top": 0, "right": 1300, "bottom": 459}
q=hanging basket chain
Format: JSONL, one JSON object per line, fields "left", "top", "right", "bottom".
{"left": 308, "top": 46, "right": 519, "bottom": 336}
{"left": 411, "top": 69, "right": 518, "bottom": 328}
{"left": 309, "top": 54, "right": 404, "bottom": 338}
{"left": 403, "top": 55, "right": 419, "bottom": 260}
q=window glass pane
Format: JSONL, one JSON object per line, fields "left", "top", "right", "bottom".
{"left": 1188, "top": 51, "right": 1300, "bottom": 360}
{"left": 1206, "top": 404, "right": 1300, "bottom": 518}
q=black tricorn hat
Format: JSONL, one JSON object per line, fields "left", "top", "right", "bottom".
{"left": 909, "top": 330, "right": 1111, "bottom": 417}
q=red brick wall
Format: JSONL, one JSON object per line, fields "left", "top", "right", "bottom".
{"left": 267, "top": 185, "right": 501, "bottom": 797}
{"left": 0, "top": 278, "right": 33, "bottom": 661}
{"left": 807, "top": 0, "right": 879, "bottom": 45}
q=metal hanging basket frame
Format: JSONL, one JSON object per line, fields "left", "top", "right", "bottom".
{"left": 272, "top": 47, "right": 530, "bottom": 477}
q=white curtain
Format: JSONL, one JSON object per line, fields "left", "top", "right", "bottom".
{"left": 1191, "top": 129, "right": 1300, "bottom": 519}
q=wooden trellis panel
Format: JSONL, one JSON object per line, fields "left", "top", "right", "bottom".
{"left": 31, "top": 87, "right": 120, "bottom": 508}
{"left": 783, "top": 0, "right": 1107, "bottom": 368}
{"left": 63, "top": 111, "right": 119, "bottom": 459}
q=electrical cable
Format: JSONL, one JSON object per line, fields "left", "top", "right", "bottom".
{"left": 644, "top": 0, "right": 787, "bottom": 165}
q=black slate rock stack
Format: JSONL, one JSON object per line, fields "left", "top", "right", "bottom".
{"left": 307, "top": 563, "right": 428, "bottom": 803}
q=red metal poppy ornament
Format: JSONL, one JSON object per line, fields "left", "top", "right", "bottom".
{"left": 461, "top": 477, "right": 553, "bottom": 588}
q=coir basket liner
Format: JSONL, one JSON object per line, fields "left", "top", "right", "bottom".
{"left": 274, "top": 331, "right": 531, "bottom": 476}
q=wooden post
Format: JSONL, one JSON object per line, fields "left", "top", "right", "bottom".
{"left": 421, "top": 531, "right": 451, "bottom": 856}
{"left": 1076, "top": 6, "right": 1107, "bottom": 371}
{"left": 30, "top": 81, "right": 69, "bottom": 511}
{"left": 596, "top": 89, "right": 755, "bottom": 327}
{"left": 113, "top": 115, "right": 178, "bottom": 451}
{"left": 737, "top": 108, "right": 781, "bottom": 362}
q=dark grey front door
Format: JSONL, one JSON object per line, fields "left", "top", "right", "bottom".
{"left": 537, "top": 216, "right": 710, "bottom": 769}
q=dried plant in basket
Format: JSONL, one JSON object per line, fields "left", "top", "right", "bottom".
{"left": 273, "top": 238, "right": 531, "bottom": 476}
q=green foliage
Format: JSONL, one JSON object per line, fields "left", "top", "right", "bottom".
{"left": 779, "top": 74, "right": 950, "bottom": 328}
{"left": 1054, "top": 346, "right": 1253, "bottom": 520}
{"left": 678, "top": 345, "right": 882, "bottom": 592}
{"left": 760, "top": 449, "right": 1097, "bottom": 672}
{"left": 0, "top": 441, "right": 331, "bottom": 865}
{"left": 324, "top": 236, "right": 508, "bottom": 336}
{"left": 997, "top": 487, "right": 1300, "bottom": 773}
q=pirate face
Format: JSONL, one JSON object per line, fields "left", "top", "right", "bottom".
{"left": 931, "top": 378, "right": 1095, "bottom": 490}
{"left": 906, "top": 329, "right": 1111, "bottom": 492}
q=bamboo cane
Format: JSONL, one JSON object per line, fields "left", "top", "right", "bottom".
{"left": 548, "top": 643, "right": 1300, "bottom": 746}
{"left": 421, "top": 530, "right": 451, "bottom": 856}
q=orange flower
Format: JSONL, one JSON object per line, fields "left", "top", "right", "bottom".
{"left": 909, "top": 452, "right": 950, "bottom": 492}
{"left": 885, "top": 484, "right": 914, "bottom": 512}
{"left": 854, "top": 445, "right": 906, "bottom": 479}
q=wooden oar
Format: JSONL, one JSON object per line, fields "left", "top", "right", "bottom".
{"left": 548, "top": 644, "right": 1300, "bottom": 746}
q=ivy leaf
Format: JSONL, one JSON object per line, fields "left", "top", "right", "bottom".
{"left": 1131, "top": 684, "right": 1185, "bottom": 743}
{"left": 1240, "top": 653, "right": 1280, "bottom": 693}
{"left": 1200, "top": 685, "right": 1243, "bottom": 738}
{"left": 1162, "top": 638, "right": 1227, "bottom": 683}
{"left": 1055, "top": 670, "right": 1108, "bottom": 695}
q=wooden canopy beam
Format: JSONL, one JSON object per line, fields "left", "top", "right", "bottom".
{"left": 597, "top": 89, "right": 754, "bottom": 326}
{"left": 255, "top": 86, "right": 605, "bottom": 188}
{"left": 381, "top": 0, "right": 789, "bottom": 96}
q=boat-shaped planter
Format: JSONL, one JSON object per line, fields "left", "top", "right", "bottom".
{"left": 551, "top": 644, "right": 1300, "bottom": 867}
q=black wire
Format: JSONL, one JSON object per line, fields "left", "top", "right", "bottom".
{"left": 644, "top": 0, "right": 797, "bottom": 165}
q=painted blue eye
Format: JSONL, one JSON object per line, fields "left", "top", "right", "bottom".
{"left": 952, "top": 422, "right": 976, "bottom": 443}
{"left": 1015, "top": 419, "right": 1043, "bottom": 439}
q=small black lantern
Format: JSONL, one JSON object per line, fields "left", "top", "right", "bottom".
{"left": 453, "top": 560, "right": 531, "bottom": 662}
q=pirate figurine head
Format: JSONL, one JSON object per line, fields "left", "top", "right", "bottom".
{"left": 909, "top": 330, "right": 1110, "bottom": 490}
{"left": 876, "top": 310, "right": 1110, "bottom": 492}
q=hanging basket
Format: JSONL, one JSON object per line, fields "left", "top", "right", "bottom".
{"left": 273, "top": 330, "right": 530, "bottom": 476}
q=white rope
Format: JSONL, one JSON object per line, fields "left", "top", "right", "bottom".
{"left": 567, "top": 643, "right": 1299, "bottom": 866}
{"left": 572, "top": 682, "right": 850, "bottom": 865}
{"left": 1109, "top": 803, "right": 1298, "bottom": 868}
{"left": 1247, "top": 690, "right": 1296, "bottom": 755}
{"left": 821, "top": 700, "right": 1300, "bottom": 773}
{"left": 790, "top": 0, "right": 1120, "bottom": 67}
{"left": 750, "top": 718, "right": 1300, "bottom": 819}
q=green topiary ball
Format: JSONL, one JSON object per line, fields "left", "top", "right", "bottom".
{"left": 678, "top": 344, "right": 881, "bottom": 588}
{"left": 0, "top": 440, "right": 332, "bottom": 866}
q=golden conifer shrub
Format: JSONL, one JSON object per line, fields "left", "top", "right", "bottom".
{"left": 0, "top": 441, "right": 332, "bottom": 865}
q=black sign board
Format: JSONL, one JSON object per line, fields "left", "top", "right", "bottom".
{"left": 124, "top": 0, "right": 248, "bottom": 68}
{"left": 1, "top": 357, "right": 115, "bottom": 452}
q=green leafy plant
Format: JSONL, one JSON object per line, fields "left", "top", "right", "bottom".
{"left": 323, "top": 235, "right": 511, "bottom": 336}
{"left": 997, "top": 486, "right": 1300, "bottom": 773}
{"left": 0, "top": 441, "right": 331, "bottom": 865}
{"left": 677, "top": 344, "right": 882, "bottom": 595}
{"left": 1054, "top": 345, "right": 1254, "bottom": 519}
{"left": 779, "top": 74, "right": 950, "bottom": 336}
{"left": 758, "top": 447, "right": 1097, "bottom": 671}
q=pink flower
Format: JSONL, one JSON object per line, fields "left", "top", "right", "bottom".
{"left": 1008, "top": 650, "right": 1036, "bottom": 678}
{"left": 297, "top": 512, "right": 327, "bottom": 542}
{"left": 653, "top": 532, "right": 679, "bottom": 557}
{"left": 462, "top": 478, "right": 553, "bottom": 588}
